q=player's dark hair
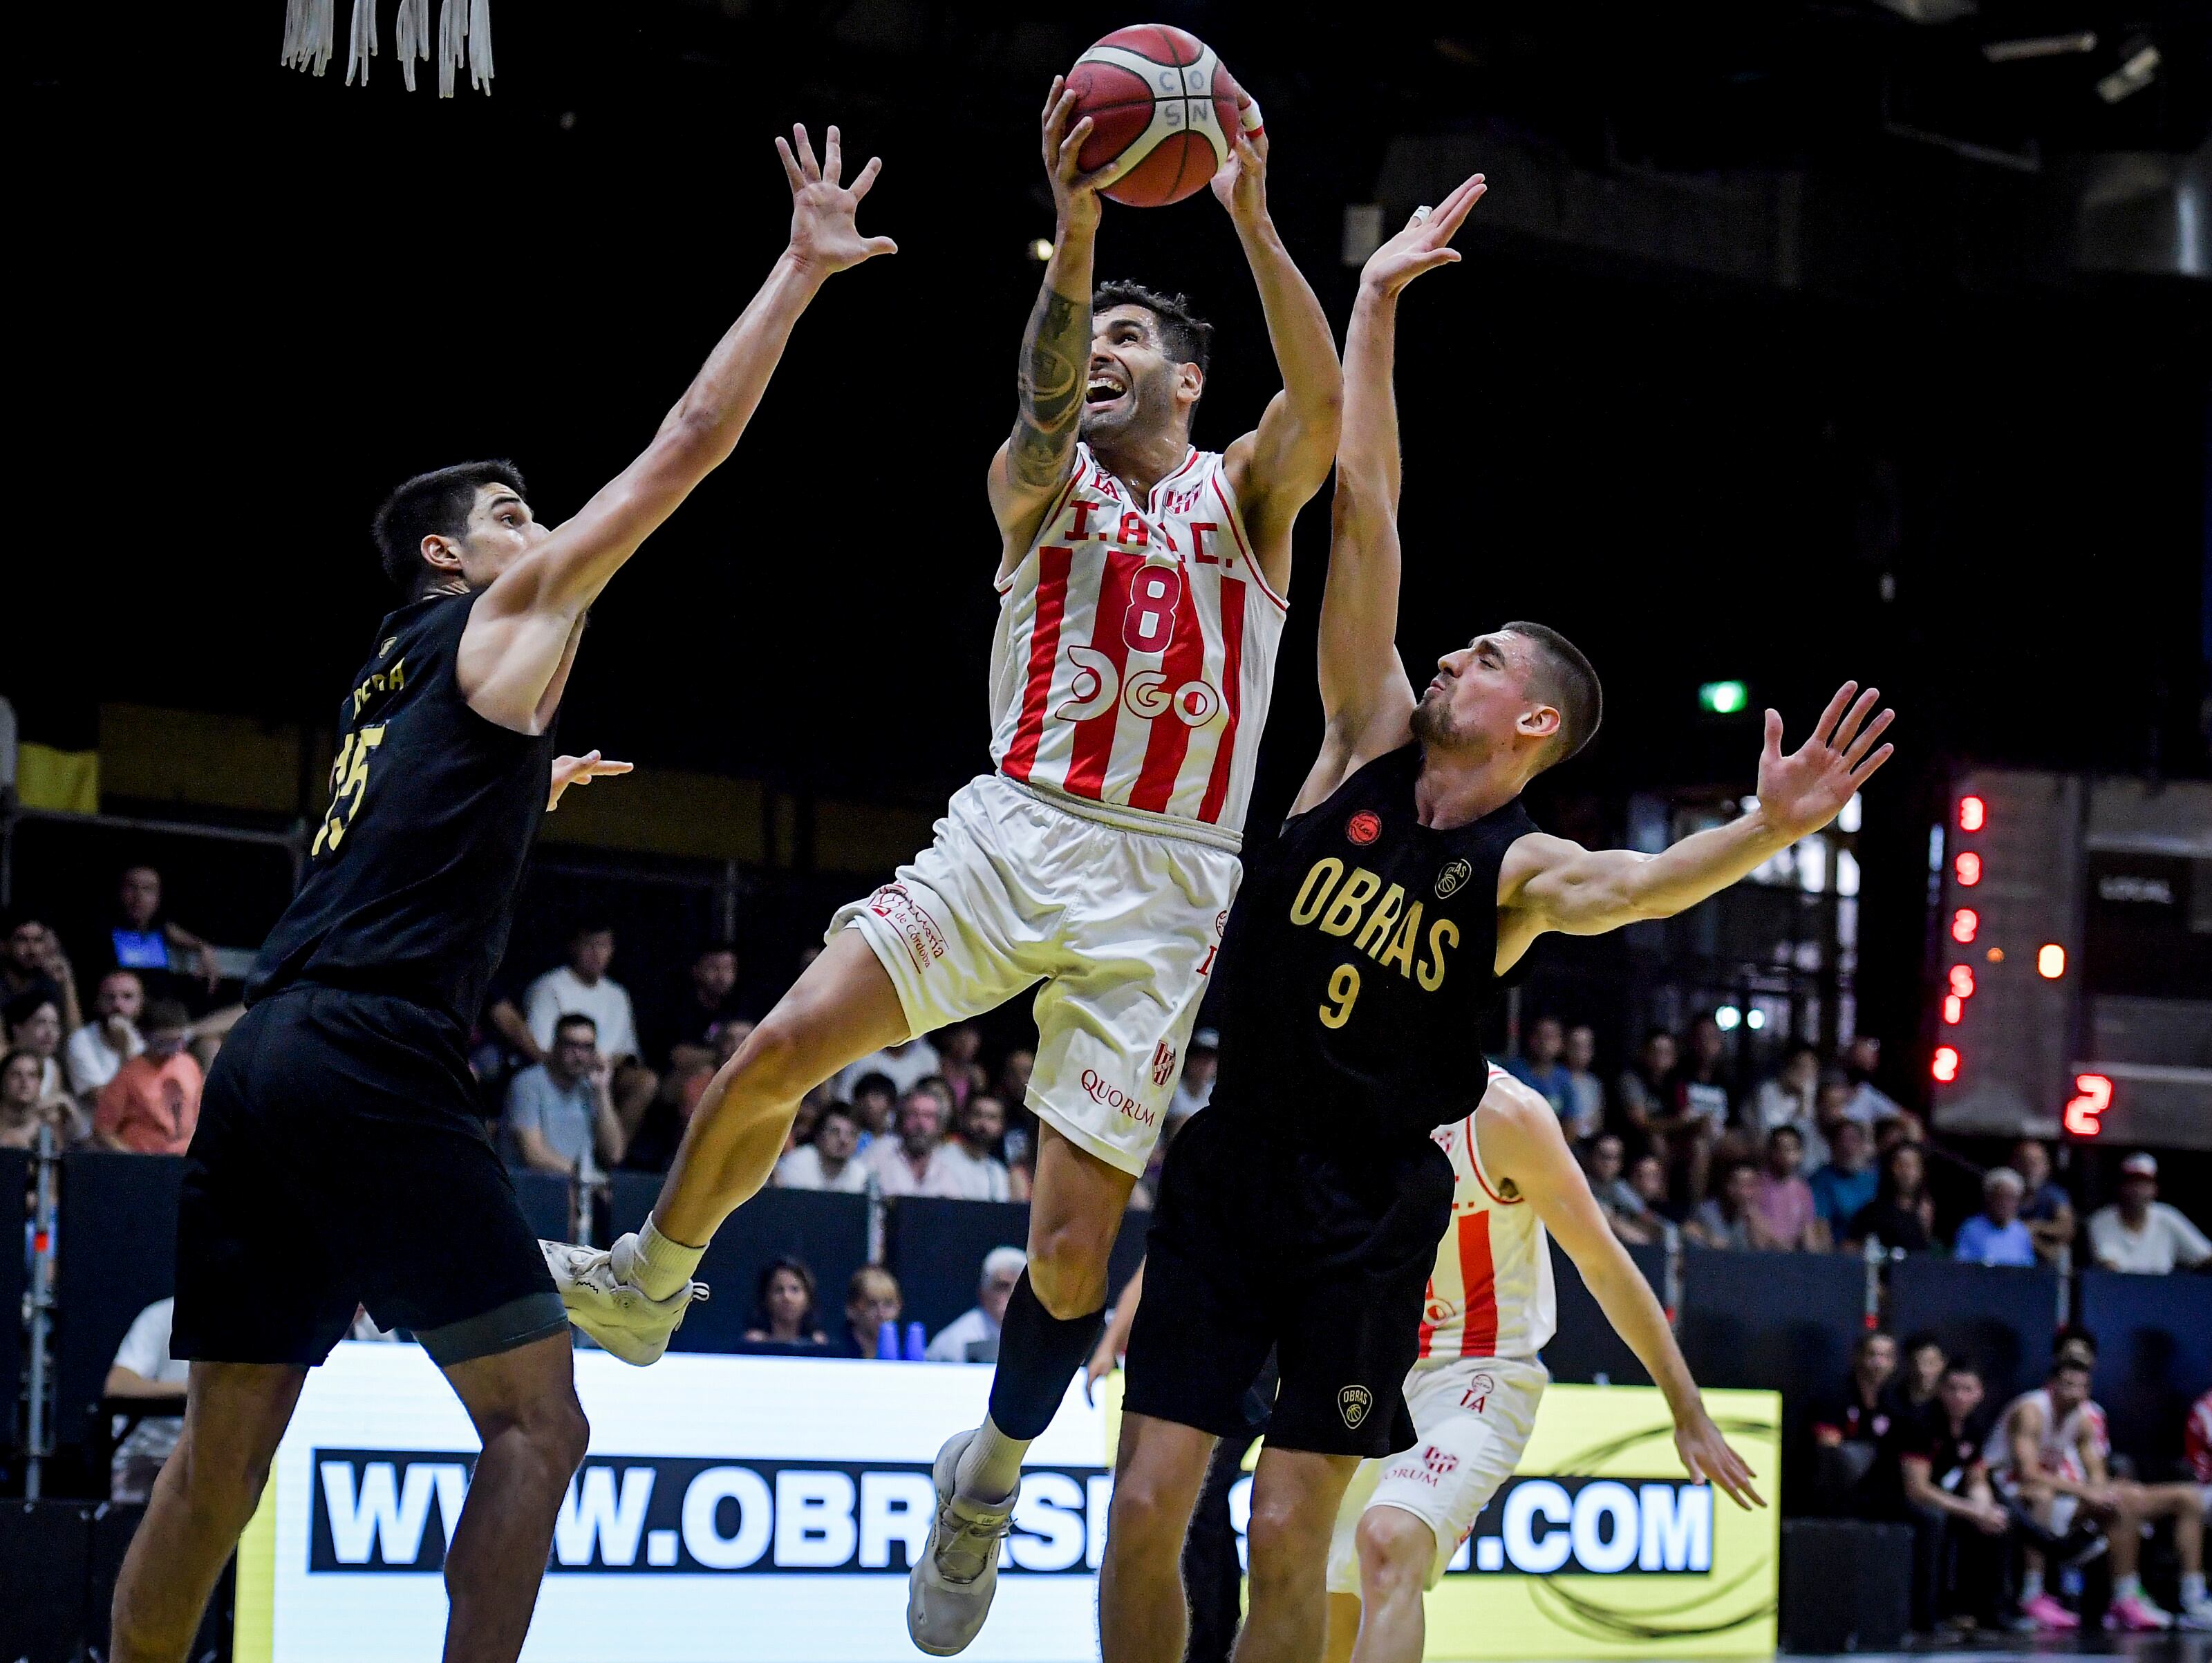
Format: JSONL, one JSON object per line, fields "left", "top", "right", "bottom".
{"left": 1501, "top": 621, "right": 1603, "bottom": 769}
{"left": 372, "top": 460, "right": 527, "bottom": 597}
{"left": 554, "top": 1012, "right": 599, "bottom": 1040}
{"left": 1094, "top": 281, "right": 1215, "bottom": 381}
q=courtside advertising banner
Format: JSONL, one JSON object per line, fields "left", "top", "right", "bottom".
{"left": 233, "top": 1346, "right": 1777, "bottom": 1662}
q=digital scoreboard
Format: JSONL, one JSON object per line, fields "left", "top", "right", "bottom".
{"left": 1928, "top": 770, "right": 2212, "bottom": 1148}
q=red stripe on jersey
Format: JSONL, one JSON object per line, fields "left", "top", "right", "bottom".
{"left": 1196, "top": 576, "right": 1246, "bottom": 823}
{"left": 1212, "top": 476, "right": 1287, "bottom": 614}
{"left": 1457, "top": 1210, "right": 1497, "bottom": 1358}
{"left": 1127, "top": 563, "right": 1210, "bottom": 814}
{"left": 1062, "top": 549, "right": 1143, "bottom": 800}
{"left": 1417, "top": 1274, "right": 1441, "bottom": 1356}
{"left": 1002, "top": 545, "right": 1074, "bottom": 782}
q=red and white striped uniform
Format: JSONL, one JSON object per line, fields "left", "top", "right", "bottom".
{"left": 990, "top": 442, "right": 1286, "bottom": 844}
{"left": 1417, "top": 1064, "right": 1557, "bottom": 1362}
{"left": 2187, "top": 1391, "right": 2212, "bottom": 1485}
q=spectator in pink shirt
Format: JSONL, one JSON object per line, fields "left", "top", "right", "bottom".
{"left": 1750, "top": 1124, "right": 1828, "bottom": 1251}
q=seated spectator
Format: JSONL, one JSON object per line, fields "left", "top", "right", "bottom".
{"left": 621, "top": 1026, "right": 748, "bottom": 1176}
{"left": 1872, "top": 1360, "right": 2009, "bottom": 1633}
{"left": 1, "top": 1047, "right": 71, "bottom": 1149}
{"left": 2185, "top": 1385, "right": 2212, "bottom": 1501}
{"left": 1749, "top": 1042, "right": 1821, "bottom": 1144}
{"left": 1953, "top": 1167, "right": 2038, "bottom": 1268}
{"left": 744, "top": 1257, "right": 827, "bottom": 1346}
{"left": 524, "top": 922, "right": 656, "bottom": 1134}
{"left": 926, "top": 1246, "right": 1027, "bottom": 1362}
{"left": 1847, "top": 1142, "right": 1936, "bottom": 1254}
{"left": 837, "top": 1033, "right": 943, "bottom": 1101}
{"left": 93, "top": 1000, "right": 201, "bottom": 1154}
{"left": 938, "top": 1093, "right": 1013, "bottom": 1202}
{"left": 935, "top": 1024, "right": 989, "bottom": 1107}
{"left": 1808, "top": 1118, "right": 1879, "bottom": 1245}
{"left": 995, "top": 1047, "right": 1035, "bottom": 1111}
{"left": 1898, "top": 1333, "right": 1947, "bottom": 1417}
{"left": 1561, "top": 1024, "right": 1604, "bottom": 1144}
{"left": 105, "top": 1295, "right": 190, "bottom": 1501}
{"left": 1614, "top": 1028, "right": 1676, "bottom": 1154}
{"left": 1839, "top": 1034, "right": 1906, "bottom": 1126}
{"left": 1749, "top": 1125, "right": 1828, "bottom": 1252}
{"left": 775, "top": 1103, "right": 870, "bottom": 1193}
{"left": 1627, "top": 1151, "right": 1683, "bottom": 1234}
{"left": 110, "top": 865, "right": 219, "bottom": 999}
{"left": 1661, "top": 1015, "right": 1732, "bottom": 1208}
{"left": 3, "top": 914, "right": 83, "bottom": 1034}
{"left": 1687, "top": 1161, "right": 1759, "bottom": 1250}
{"left": 645, "top": 941, "right": 744, "bottom": 1078}
{"left": 1168, "top": 1028, "right": 1218, "bottom": 1127}
{"left": 66, "top": 969, "right": 144, "bottom": 1100}
{"left": 1812, "top": 1331, "right": 1900, "bottom": 1455}
{"left": 866, "top": 1087, "right": 968, "bottom": 1198}
{"left": 2088, "top": 1152, "right": 2211, "bottom": 1274}
{"left": 1587, "top": 1134, "right": 1659, "bottom": 1247}
{"left": 1505, "top": 1015, "right": 1573, "bottom": 1123}
{"left": 839, "top": 1265, "right": 903, "bottom": 1359}
{"left": 2012, "top": 1138, "right": 2077, "bottom": 1266}
{"left": 1812, "top": 1069, "right": 1855, "bottom": 1138}
{"left": 6, "top": 993, "right": 72, "bottom": 1105}
{"left": 847, "top": 1071, "right": 897, "bottom": 1145}
{"left": 502, "top": 1013, "right": 625, "bottom": 1178}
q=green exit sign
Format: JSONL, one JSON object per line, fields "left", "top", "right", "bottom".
{"left": 1698, "top": 680, "right": 1749, "bottom": 715}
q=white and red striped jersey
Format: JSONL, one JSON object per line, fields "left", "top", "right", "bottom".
{"left": 2186, "top": 1390, "right": 2212, "bottom": 1484}
{"left": 1983, "top": 1387, "right": 2109, "bottom": 1486}
{"left": 990, "top": 443, "right": 1286, "bottom": 843}
{"left": 1417, "top": 1064, "right": 1557, "bottom": 1362}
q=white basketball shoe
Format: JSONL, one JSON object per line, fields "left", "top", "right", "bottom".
{"left": 540, "top": 1237, "right": 706, "bottom": 1366}
{"left": 906, "top": 1430, "right": 1021, "bottom": 1655}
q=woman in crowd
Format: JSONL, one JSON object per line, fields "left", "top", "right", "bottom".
{"left": 1, "top": 1046, "right": 70, "bottom": 1149}
{"left": 1687, "top": 1160, "right": 1761, "bottom": 1249}
{"left": 1848, "top": 1141, "right": 1938, "bottom": 1253}
{"left": 744, "top": 1257, "right": 827, "bottom": 1346}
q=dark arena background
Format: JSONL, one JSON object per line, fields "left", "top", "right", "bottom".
{"left": 6, "top": 2, "right": 2210, "bottom": 1660}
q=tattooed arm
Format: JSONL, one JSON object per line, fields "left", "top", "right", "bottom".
{"left": 990, "top": 77, "right": 1122, "bottom": 575}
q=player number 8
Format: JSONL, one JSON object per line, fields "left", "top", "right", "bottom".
{"left": 1319, "top": 962, "right": 1360, "bottom": 1029}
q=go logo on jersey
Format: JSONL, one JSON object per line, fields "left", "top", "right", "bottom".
{"left": 1053, "top": 646, "right": 1221, "bottom": 729}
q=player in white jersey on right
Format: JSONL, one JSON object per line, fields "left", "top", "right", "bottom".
{"left": 1320, "top": 1064, "right": 1761, "bottom": 1663}
{"left": 550, "top": 73, "right": 1342, "bottom": 1657}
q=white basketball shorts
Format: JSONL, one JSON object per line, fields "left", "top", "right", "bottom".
{"left": 1326, "top": 1354, "right": 1548, "bottom": 1595}
{"left": 830, "top": 772, "right": 1239, "bottom": 1177}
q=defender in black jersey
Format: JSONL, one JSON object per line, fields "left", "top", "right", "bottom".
{"left": 1097, "top": 181, "right": 1893, "bottom": 1663}
{"left": 111, "top": 125, "right": 895, "bottom": 1663}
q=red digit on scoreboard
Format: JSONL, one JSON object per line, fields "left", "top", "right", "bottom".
{"left": 2063, "top": 1074, "right": 2112, "bottom": 1138}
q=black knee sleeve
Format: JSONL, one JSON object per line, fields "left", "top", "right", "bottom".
{"left": 986, "top": 1270, "right": 1103, "bottom": 1440}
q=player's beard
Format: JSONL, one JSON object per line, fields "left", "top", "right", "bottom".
{"left": 1409, "top": 686, "right": 1463, "bottom": 750}
{"left": 1080, "top": 363, "right": 1169, "bottom": 447}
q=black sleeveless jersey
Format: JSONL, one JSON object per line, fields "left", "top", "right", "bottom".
{"left": 1206, "top": 744, "right": 1539, "bottom": 1158}
{"left": 247, "top": 590, "right": 557, "bottom": 1031}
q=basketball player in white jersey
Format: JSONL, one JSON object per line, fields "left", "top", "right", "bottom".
{"left": 552, "top": 73, "right": 1342, "bottom": 1655}
{"left": 1320, "top": 1064, "right": 1759, "bottom": 1663}
{"left": 1098, "top": 182, "right": 1884, "bottom": 1663}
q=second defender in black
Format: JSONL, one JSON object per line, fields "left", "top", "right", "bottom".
{"left": 1096, "top": 179, "right": 1895, "bottom": 1663}
{"left": 109, "top": 124, "right": 897, "bottom": 1663}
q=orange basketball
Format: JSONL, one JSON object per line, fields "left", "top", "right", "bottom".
{"left": 1066, "top": 26, "right": 1252, "bottom": 207}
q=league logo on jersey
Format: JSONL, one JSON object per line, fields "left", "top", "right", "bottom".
{"left": 1461, "top": 1372, "right": 1496, "bottom": 1415}
{"left": 1435, "top": 858, "right": 1472, "bottom": 899}
{"left": 1338, "top": 1384, "right": 1374, "bottom": 1429}
{"left": 1150, "top": 1040, "right": 1177, "bottom": 1088}
{"left": 1347, "top": 810, "right": 1382, "bottom": 846}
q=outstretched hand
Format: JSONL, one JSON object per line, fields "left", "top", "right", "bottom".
{"left": 548, "top": 750, "right": 632, "bottom": 812}
{"left": 1208, "top": 86, "right": 1269, "bottom": 226}
{"left": 1040, "top": 77, "right": 1123, "bottom": 238}
{"left": 777, "top": 124, "right": 897, "bottom": 281}
{"left": 1677, "top": 1412, "right": 1766, "bottom": 1511}
{"left": 1756, "top": 682, "right": 1896, "bottom": 843}
{"left": 1361, "top": 174, "right": 1486, "bottom": 297}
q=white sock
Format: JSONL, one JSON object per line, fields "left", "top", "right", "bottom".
{"left": 620, "top": 1218, "right": 704, "bottom": 1301}
{"left": 955, "top": 1416, "right": 1029, "bottom": 1504}
{"left": 2116, "top": 1573, "right": 2143, "bottom": 1600}
{"left": 2021, "top": 1569, "right": 2045, "bottom": 1601}
{"left": 2183, "top": 1571, "right": 2205, "bottom": 1604}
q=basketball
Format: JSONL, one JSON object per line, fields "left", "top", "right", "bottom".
{"left": 1067, "top": 25, "right": 1253, "bottom": 207}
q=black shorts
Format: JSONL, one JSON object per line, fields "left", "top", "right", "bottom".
{"left": 1123, "top": 1106, "right": 1454, "bottom": 1458}
{"left": 173, "top": 985, "right": 566, "bottom": 1369}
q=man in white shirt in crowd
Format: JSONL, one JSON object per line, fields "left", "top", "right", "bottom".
{"left": 66, "top": 968, "right": 145, "bottom": 1100}
{"left": 776, "top": 1102, "right": 872, "bottom": 1194}
{"left": 836, "top": 1033, "right": 944, "bottom": 1101}
{"left": 928, "top": 1248, "right": 1028, "bottom": 1362}
{"left": 1840, "top": 1034, "right": 1906, "bottom": 1127}
{"left": 868, "top": 1086, "right": 968, "bottom": 1198}
{"left": 939, "top": 1093, "right": 1013, "bottom": 1202}
{"left": 503, "top": 1013, "right": 627, "bottom": 1181}
{"left": 525, "top": 922, "right": 655, "bottom": 1132}
{"left": 2090, "top": 1152, "right": 2212, "bottom": 1275}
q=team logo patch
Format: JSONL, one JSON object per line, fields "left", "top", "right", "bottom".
{"left": 378, "top": 637, "right": 398, "bottom": 659}
{"left": 1150, "top": 1041, "right": 1177, "bottom": 1088}
{"left": 1435, "top": 858, "right": 1472, "bottom": 898}
{"left": 1347, "top": 810, "right": 1381, "bottom": 846}
{"left": 1338, "top": 1384, "right": 1374, "bottom": 1429}
{"left": 1423, "top": 1446, "right": 1461, "bottom": 1477}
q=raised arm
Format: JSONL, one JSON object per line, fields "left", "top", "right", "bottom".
{"left": 988, "top": 79, "right": 1121, "bottom": 567}
{"left": 1294, "top": 180, "right": 1486, "bottom": 816}
{"left": 1214, "top": 96, "right": 1343, "bottom": 592}
{"left": 1497, "top": 682, "right": 1895, "bottom": 965}
{"left": 458, "top": 124, "right": 895, "bottom": 733}
{"left": 1482, "top": 1077, "right": 1763, "bottom": 1509}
